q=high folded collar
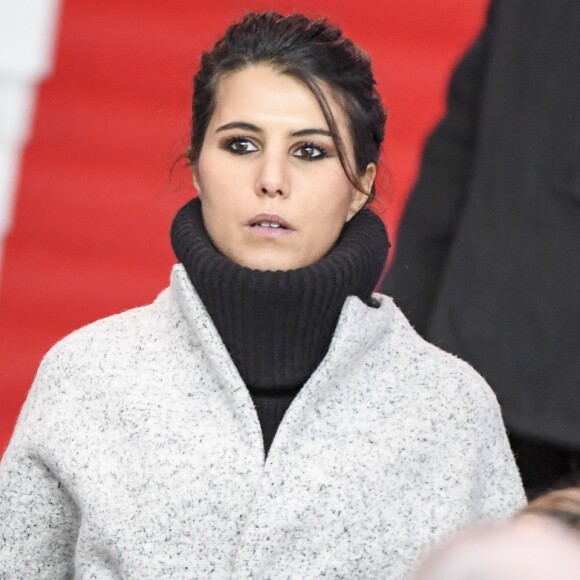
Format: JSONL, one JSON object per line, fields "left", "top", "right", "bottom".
{"left": 170, "top": 197, "right": 389, "bottom": 390}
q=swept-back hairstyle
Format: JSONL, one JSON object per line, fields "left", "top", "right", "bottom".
{"left": 188, "top": 11, "right": 386, "bottom": 198}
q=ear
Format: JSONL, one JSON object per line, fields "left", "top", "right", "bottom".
{"left": 346, "top": 163, "right": 376, "bottom": 221}
{"left": 192, "top": 165, "right": 202, "bottom": 196}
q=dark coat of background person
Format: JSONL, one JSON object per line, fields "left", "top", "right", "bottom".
{"left": 382, "top": 0, "right": 580, "bottom": 495}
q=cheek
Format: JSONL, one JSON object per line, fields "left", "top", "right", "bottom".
{"left": 196, "top": 158, "right": 219, "bottom": 197}
{"left": 305, "top": 172, "right": 353, "bottom": 222}
{"left": 304, "top": 197, "right": 353, "bottom": 256}
{"left": 196, "top": 150, "right": 238, "bottom": 199}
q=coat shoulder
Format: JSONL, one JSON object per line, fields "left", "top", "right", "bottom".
{"left": 377, "top": 294, "right": 500, "bottom": 411}
{"left": 38, "top": 287, "right": 179, "bottom": 376}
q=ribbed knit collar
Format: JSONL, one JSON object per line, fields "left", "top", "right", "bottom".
{"left": 170, "top": 197, "right": 389, "bottom": 391}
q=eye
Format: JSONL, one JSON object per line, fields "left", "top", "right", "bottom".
{"left": 293, "top": 142, "right": 328, "bottom": 161}
{"left": 224, "top": 137, "right": 258, "bottom": 155}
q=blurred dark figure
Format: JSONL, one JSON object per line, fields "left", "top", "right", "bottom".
{"left": 382, "top": 0, "right": 580, "bottom": 499}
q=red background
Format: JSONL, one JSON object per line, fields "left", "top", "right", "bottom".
{"left": 0, "top": 0, "right": 488, "bottom": 453}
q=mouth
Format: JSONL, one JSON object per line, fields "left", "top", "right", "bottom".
{"left": 246, "top": 214, "right": 295, "bottom": 238}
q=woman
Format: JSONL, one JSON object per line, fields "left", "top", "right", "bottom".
{"left": 0, "top": 12, "right": 524, "bottom": 579}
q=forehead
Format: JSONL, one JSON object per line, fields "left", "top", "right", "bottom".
{"left": 210, "top": 65, "right": 348, "bottom": 131}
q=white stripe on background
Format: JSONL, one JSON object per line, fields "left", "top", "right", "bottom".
{"left": 0, "top": 0, "right": 61, "bottom": 280}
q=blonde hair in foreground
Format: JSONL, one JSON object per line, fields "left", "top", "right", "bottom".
{"left": 520, "top": 486, "right": 580, "bottom": 532}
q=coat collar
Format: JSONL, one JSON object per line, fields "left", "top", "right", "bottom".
{"left": 170, "top": 263, "right": 396, "bottom": 394}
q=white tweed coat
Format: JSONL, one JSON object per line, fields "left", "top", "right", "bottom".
{"left": 0, "top": 264, "right": 525, "bottom": 579}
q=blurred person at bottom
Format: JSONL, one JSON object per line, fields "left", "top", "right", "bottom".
{"left": 0, "top": 12, "right": 524, "bottom": 579}
{"left": 412, "top": 518, "right": 580, "bottom": 580}
{"left": 382, "top": 0, "right": 580, "bottom": 498}
{"left": 519, "top": 487, "right": 580, "bottom": 533}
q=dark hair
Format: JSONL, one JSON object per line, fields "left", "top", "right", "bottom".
{"left": 188, "top": 11, "right": 386, "bottom": 199}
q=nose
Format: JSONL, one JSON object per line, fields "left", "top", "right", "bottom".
{"left": 255, "top": 151, "right": 289, "bottom": 198}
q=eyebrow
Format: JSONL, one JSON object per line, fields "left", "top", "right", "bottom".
{"left": 216, "top": 121, "right": 262, "bottom": 133}
{"left": 291, "top": 128, "right": 333, "bottom": 138}
{"left": 215, "top": 121, "right": 332, "bottom": 138}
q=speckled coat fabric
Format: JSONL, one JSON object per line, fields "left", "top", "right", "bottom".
{"left": 0, "top": 265, "right": 525, "bottom": 579}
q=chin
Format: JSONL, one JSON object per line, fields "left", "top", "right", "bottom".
{"left": 246, "top": 260, "right": 294, "bottom": 272}
{"left": 237, "top": 253, "right": 307, "bottom": 272}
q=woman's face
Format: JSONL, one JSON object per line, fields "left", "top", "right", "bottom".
{"left": 194, "top": 65, "right": 375, "bottom": 271}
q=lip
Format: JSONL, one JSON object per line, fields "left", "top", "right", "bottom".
{"left": 247, "top": 214, "right": 294, "bottom": 229}
{"left": 245, "top": 213, "right": 295, "bottom": 238}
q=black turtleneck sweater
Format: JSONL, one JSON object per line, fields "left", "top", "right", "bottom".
{"left": 171, "top": 198, "right": 389, "bottom": 455}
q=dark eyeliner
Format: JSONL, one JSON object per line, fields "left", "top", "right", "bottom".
{"left": 294, "top": 142, "right": 328, "bottom": 160}
{"left": 222, "top": 136, "right": 257, "bottom": 155}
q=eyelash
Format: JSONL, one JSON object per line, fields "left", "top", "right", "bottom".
{"left": 294, "top": 142, "right": 328, "bottom": 161}
{"left": 222, "top": 137, "right": 329, "bottom": 161}
{"left": 223, "top": 137, "right": 258, "bottom": 155}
